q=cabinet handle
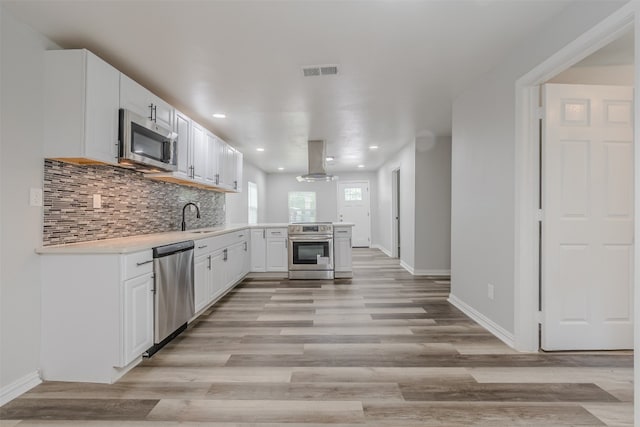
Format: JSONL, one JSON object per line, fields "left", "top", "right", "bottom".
{"left": 337, "top": 230, "right": 348, "bottom": 233}
{"left": 136, "top": 260, "right": 153, "bottom": 266}
{"left": 272, "top": 231, "right": 282, "bottom": 235}
{"left": 189, "top": 165, "right": 195, "bottom": 178}
{"left": 244, "top": 242, "right": 247, "bottom": 251}
{"left": 349, "top": 238, "right": 352, "bottom": 248}
{"left": 263, "top": 229, "right": 265, "bottom": 239}
{"left": 238, "top": 234, "right": 244, "bottom": 238}
{"left": 234, "top": 180, "right": 237, "bottom": 190}
{"left": 223, "top": 248, "right": 228, "bottom": 261}
{"left": 148, "top": 103, "right": 154, "bottom": 121}
{"left": 215, "top": 174, "right": 220, "bottom": 185}
{"left": 207, "top": 255, "right": 211, "bottom": 270}
{"left": 198, "top": 245, "right": 208, "bottom": 249}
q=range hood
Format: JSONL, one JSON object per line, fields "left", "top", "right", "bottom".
{"left": 296, "top": 140, "right": 338, "bottom": 182}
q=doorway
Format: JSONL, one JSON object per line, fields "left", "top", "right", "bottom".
{"left": 392, "top": 168, "right": 401, "bottom": 258}
{"left": 514, "top": 11, "right": 637, "bottom": 353}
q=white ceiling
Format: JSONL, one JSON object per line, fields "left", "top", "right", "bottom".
{"left": 3, "top": 0, "right": 582, "bottom": 173}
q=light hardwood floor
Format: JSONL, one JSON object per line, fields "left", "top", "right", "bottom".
{"left": 1, "top": 248, "right": 633, "bottom": 426}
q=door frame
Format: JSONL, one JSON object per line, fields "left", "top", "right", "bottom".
{"left": 513, "top": 4, "right": 638, "bottom": 353}
{"left": 337, "top": 180, "right": 371, "bottom": 247}
{"left": 391, "top": 168, "right": 401, "bottom": 258}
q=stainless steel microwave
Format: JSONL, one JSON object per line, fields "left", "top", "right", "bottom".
{"left": 118, "top": 108, "right": 177, "bottom": 172}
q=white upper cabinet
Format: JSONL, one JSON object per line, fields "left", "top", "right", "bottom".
{"left": 234, "top": 150, "right": 244, "bottom": 192}
{"left": 174, "top": 110, "right": 192, "bottom": 179}
{"left": 191, "top": 123, "right": 207, "bottom": 182}
{"left": 44, "top": 49, "right": 120, "bottom": 165}
{"left": 205, "top": 131, "right": 220, "bottom": 186}
{"left": 120, "top": 74, "right": 173, "bottom": 130}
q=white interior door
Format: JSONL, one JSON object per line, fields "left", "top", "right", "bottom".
{"left": 337, "top": 181, "right": 371, "bottom": 247}
{"left": 542, "top": 83, "right": 634, "bottom": 350}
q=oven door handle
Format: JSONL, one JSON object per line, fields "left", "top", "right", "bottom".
{"left": 288, "top": 235, "right": 333, "bottom": 241}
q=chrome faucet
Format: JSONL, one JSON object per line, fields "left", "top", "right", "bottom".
{"left": 181, "top": 202, "right": 201, "bottom": 231}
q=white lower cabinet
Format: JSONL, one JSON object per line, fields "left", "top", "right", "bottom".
{"left": 250, "top": 229, "right": 267, "bottom": 272}
{"left": 122, "top": 273, "right": 154, "bottom": 366}
{"left": 266, "top": 237, "right": 288, "bottom": 271}
{"left": 194, "top": 252, "right": 210, "bottom": 313}
{"left": 210, "top": 249, "right": 226, "bottom": 301}
{"left": 251, "top": 228, "right": 288, "bottom": 273}
{"left": 40, "top": 249, "right": 154, "bottom": 383}
{"left": 191, "top": 231, "right": 249, "bottom": 319}
{"left": 334, "top": 226, "right": 353, "bottom": 278}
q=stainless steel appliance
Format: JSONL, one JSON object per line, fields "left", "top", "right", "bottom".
{"left": 119, "top": 108, "right": 177, "bottom": 171}
{"left": 147, "top": 240, "right": 194, "bottom": 356}
{"left": 288, "top": 223, "right": 334, "bottom": 279}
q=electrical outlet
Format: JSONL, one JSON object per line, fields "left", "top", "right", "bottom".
{"left": 93, "top": 194, "right": 102, "bottom": 209}
{"left": 487, "top": 283, "right": 495, "bottom": 300}
{"left": 29, "top": 188, "right": 43, "bottom": 207}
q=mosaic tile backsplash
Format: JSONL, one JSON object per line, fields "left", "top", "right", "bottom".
{"left": 43, "top": 160, "right": 226, "bottom": 246}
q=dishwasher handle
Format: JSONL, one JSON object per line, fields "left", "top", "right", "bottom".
{"left": 153, "top": 240, "right": 195, "bottom": 258}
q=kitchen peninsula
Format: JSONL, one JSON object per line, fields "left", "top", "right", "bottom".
{"left": 36, "top": 223, "right": 354, "bottom": 384}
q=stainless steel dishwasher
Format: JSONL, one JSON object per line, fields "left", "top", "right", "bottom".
{"left": 147, "top": 240, "right": 195, "bottom": 356}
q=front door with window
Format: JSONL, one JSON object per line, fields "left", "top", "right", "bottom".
{"left": 337, "top": 181, "right": 371, "bottom": 247}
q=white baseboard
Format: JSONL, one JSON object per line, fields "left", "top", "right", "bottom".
{"left": 448, "top": 294, "right": 515, "bottom": 348}
{"left": 412, "top": 269, "right": 451, "bottom": 276}
{"left": 399, "top": 260, "right": 414, "bottom": 274}
{"left": 0, "top": 370, "right": 41, "bottom": 406}
{"left": 371, "top": 244, "right": 392, "bottom": 257}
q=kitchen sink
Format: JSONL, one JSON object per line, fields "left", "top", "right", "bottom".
{"left": 190, "top": 229, "right": 216, "bottom": 234}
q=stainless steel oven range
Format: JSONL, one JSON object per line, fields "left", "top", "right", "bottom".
{"left": 288, "top": 223, "right": 334, "bottom": 279}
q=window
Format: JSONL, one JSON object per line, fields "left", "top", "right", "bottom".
{"left": 343, "top": 187, "right": 362, "bottom": 201}
{"left": 288, "top": 191, "right": 316, "bottom": 223}
{"left": 247, "top": 182, "right": 258, "bottom": 224}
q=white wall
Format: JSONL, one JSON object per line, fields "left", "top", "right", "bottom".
{"left": 450, "top": 1, "right": 626, "bottom": 335}
{"left": 375, "top": 141, "right": 416, "bottom": 269}
{"left": 549, "top": 64, "right": 634, "bottom": 85}
{"left": 414, "top": 136, "right": 451, "bottom": 274}
{"left": 265, "top": 171, "right": 377, "bottom": 225}
{"left": 225, "top": 159, "right": 267, "bottom": 224}
{"left": 0, "top": 7, "right": 58, "bottom": 398}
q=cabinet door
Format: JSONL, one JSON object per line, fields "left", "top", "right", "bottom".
{"left": 192, "top": 123, "right": 206, "bottom": 181}
{"left": 242, "top": 239, "right": 251, "bottom": 276}
{"left": 224, "top": 145, "right": 236, "bottom": 190}
{"left": 120, "top": 74, "right": 173, "bottom": 129}
{"left": 210, "top": 250, "right": 226, "bottom": 301}
{"left": 250, "top": 229, "right": 266, "bottom": 272}
{"left": 194, "top": 253, "right": 210, "bottom": 313}
{"left": 234, "top": 150, "right": 244, "bottom": 193}
{"left": 334, "top": 237, "right": 352, "bottom": 272}
{"left": 151, "top": 96, "right": 173, "bottom": 130}
{"left": 85, "top": 52, "right": 120, "bottom": 164}
{"left": 205, "top": 132, "right": 219, "bottom": 185}
{"left": 174, "top": 111, "right": 192, "bottom": 179}
{"left": 122, "top": 273, "right": 153, "bottom": 366}
{"left": 266, "top": 238, "right": 288, "bottom": 272}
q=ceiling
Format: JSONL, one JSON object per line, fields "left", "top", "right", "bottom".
{"left": 3, "top": 0, "right": 584, "bottom": 173}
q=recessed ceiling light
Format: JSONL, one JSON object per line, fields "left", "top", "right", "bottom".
{"left": 326, "top": 156, "right": 335, "bottom": 162}
{"left": 212, "top": 113, "right": 226, "bottom": 119}
{"left": 357, "top": 164, "right": 365, "bottom": 168}
{"left": 256, "top": 148, "right": 265, "bottom": 152}
{"left": 369, "top": 145, "right": 378, "bottom": 150}
{"left": 277, "top": 167, "right": 284, "bottom": 171}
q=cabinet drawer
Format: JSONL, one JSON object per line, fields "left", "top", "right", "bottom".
{"left": 123, "top": 250, "right": 153, "bottom": 280}
{"left": 195, "top": 237, "right": 216, "bottom": 257}
{"left": 266, "top": 228, "right": 287, "bottom": 237}
{"left": 334, "top": 227, "right": 352, "bottom": 237}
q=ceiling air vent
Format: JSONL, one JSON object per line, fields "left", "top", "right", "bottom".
{"left": 302, "top": 64, "right": 338, "bottom": 77}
